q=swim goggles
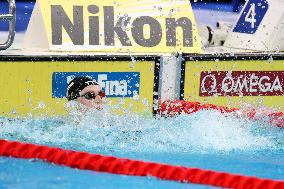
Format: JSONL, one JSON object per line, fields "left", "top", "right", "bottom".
{"left": 80, "top": 91, "right": 106, "bottom": 100}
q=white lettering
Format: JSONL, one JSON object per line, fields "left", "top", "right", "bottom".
{"left": 109, "top": 80, "right": 119, "bottom": 95}
{"left": 119, "top": 80, "right": 128, "bottom": 95}
{"left": 259, "top": 76, "right": 271, "bottom": 92}
{"left": 201, "top": 74, "right": 217, "bottom": 93}
{"left": 97, "top": 74, "right": 107, "bottom": 89}
{"left": 271, "top": 76, "right": 283, "bottom": 92}
{"left": 202, "top": 72, "right": 283, "bottom": 96}
{"left": 222, "top": 76, "right": 234, "bottom": 92}
{"left": 249, "top": 74, "right": 258, "bottom": 92}
{"left": 234, "top": 76, "right": 248, "bottom": 93}
{"left": 97, "top": 74, "right": 128, "bottom": 96}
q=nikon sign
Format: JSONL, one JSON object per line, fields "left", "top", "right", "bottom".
{"left": 23, "top": 0, "right": 202, "bottom": 54}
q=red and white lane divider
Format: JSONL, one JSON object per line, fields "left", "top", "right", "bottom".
{"left": 1, "top": 100, "right": 283, "bottom": 188}
{"left": 158, "top": 100, "right": 284, "bottom": 128}
{"left": 0, "top": 139, "right": 283, "bottom": 189}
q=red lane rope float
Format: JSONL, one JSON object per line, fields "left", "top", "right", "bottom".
{"left": 158, "top": 100, "right": 284, "bottom": 127}
{"left": 1, "top": 139, "right": 284, "bottom": 189}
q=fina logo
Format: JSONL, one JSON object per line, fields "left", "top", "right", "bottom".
{"left": 52, "top": 72, "right": 140, "bottom": 98}
{"left": 97, "top": 74, "right": 127, "bottom": 96}
{"left": 64, "top": 72, "right": 140, "bottom": 98}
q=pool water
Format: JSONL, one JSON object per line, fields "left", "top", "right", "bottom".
{"left": 0, "top": 107, "right": 283, "bottom": 188}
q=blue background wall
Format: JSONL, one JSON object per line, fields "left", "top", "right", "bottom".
{"left": 0, "top": 0, "right": 244, "bottom": 32}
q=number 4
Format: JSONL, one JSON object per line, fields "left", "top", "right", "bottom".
{"left": 245, "top": 3, "right": 257, "bottom": 28}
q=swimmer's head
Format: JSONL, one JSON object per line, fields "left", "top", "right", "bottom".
{"left": 66, "top": 76, "right": 105, "bottom": 110}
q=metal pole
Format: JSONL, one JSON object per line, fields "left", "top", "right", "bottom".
{"left": 0, "top": 0, "right": 16, "bottom": 50}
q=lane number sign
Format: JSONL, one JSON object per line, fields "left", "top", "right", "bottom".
{"left": 233, "top": 0, "right": 269, "bottom": 34}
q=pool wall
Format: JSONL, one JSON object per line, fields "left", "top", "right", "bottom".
{"left": 0, "top": 55, "right": 160, "bottom": 117}
{"left": 1, "top": 54, "right": 284, "bottom": 117}
{"left": 181, "top": 54, "right": 284, "bottom": 111}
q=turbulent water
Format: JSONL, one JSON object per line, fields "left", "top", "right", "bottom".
{"left": 0, "top": 105, "right": 283, "bottom": 155}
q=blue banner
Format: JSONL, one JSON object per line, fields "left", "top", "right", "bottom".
{"left": 233, "top": 0, "right": 268, "bottom": 34}
{"left": 52, "top": 72, "right": 140, "bottom": 98}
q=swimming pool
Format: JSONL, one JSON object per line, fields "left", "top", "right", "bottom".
{"left": 0, "top": 108, "right": 283, "bottom": 188}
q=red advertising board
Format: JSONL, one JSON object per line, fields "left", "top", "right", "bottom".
{"left": 200, "top": 71, "right": 284, "bottom": 97}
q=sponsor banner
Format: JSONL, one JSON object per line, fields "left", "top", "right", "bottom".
{"left": 200, "top": 71, "right": 284, "bottom": 97}
{"left": 233, "top": 0, "right": 269, "bottom": 34}
{"left": 184, "top": 59, "right": 284, "bottom": 110}
{"left": 52, "top": 72, "right": 140, "bottom": 98}
{"left": 24, "top": 0, "right": 201, "bottom": 54}
{"left": 0, "top": 59, "right": 156, "bottom": 116}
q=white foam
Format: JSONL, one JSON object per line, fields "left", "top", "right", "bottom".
{"left": 0, "top": 109, "right": 282, "bottom": 154}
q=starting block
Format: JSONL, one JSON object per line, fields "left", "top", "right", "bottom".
{"left": 224, "top": 0, "right": 284, "bottom": 52}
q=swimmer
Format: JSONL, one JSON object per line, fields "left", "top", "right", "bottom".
{"left": 66, "top": 76, "right": 106, "bottom": 110}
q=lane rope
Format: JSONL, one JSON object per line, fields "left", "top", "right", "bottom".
{"left": 0, "top": 139, "right": 283, "bottom": 189}
{"left": 158, "top": 100, "right": 284, "bottom": 127}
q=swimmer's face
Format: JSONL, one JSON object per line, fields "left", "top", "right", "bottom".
{"left": 76, "top": 85, "right": 105, "bottom": 110}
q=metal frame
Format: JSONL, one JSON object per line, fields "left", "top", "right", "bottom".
{"left": 0, "top": 0, "right": 16, "bottom": 50}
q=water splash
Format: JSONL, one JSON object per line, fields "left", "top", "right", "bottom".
{"left": 0, "top": 109, "right": 283, "bottom": 154}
